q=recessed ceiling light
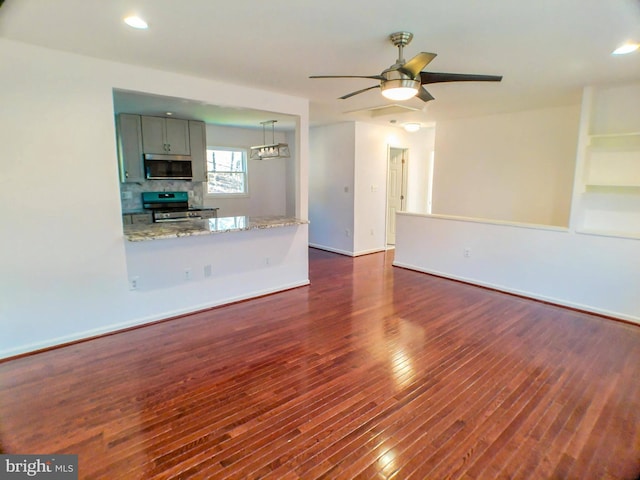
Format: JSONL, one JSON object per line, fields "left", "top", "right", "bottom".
{"left": 404, "top": 123, "right": 421, "bottom": 133}
{"left": 124, "top": 16, "right": 148, "bottom": 29}
{"left": 612, "top": 42, "right": 639, "bottom": 55}
{"left": 165, "top": 112, "right": 173, "bottom": 116}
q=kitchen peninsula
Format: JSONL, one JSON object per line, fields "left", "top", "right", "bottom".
{"left": 124, "top": 216, "right": 309, "bottom": 241}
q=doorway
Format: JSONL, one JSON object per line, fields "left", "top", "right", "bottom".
{"left": 386, "top": 146, "right": 408, "bottom": 246}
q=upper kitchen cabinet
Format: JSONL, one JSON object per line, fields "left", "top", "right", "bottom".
{"left": 189, "top": 120, "right": 208, "bottom": 182}
{"left": 141, "top": 116, "right": 190, "bottom": 155}
{"left": 117, "top": 114, "right": 144, "bottom": 183}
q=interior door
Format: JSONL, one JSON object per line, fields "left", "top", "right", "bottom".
{"left": 386, "top": 147, "right": 408, "bottom": 245}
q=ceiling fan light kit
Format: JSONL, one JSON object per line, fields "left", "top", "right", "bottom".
{"left": 310, "top": 31, "right": 502, "bottom": 103}
{"left": 381, "top": 82, "right": 419, "bottom": 100}
{"left": 380, "top": 71, "right": 420, "bottom": 100}
{"left": 249, "top": 120, "right": 290, "bottom": 160}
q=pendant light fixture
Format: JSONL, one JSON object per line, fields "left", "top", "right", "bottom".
{"left": 249, "top": 120, "right": 290, "bottom": 160}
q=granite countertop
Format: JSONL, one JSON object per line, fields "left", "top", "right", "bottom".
{"left": 124, "top": 215, "right": 308, "bottom": 242}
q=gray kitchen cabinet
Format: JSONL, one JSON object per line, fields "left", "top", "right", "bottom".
{"left": 131, "top": 212, "right": 153, "bottom": 224}
{"left": 122, "top": 212, "right": 153, "bottom": 225}
{"left": 117, "top": 114, "right": 144, "bottom": 183}
{"left": 189, "top": 120, "right": 208, "bottom": 182}
{"left": 141, "top": 116, "right": 190, "bottom": 155}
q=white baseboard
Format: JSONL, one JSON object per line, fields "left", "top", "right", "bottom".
{"left": 309, "top": 243, "right": 354, "bottom": 256}
{"left": 309, "top": 243, "right": 386, "bottom": 257}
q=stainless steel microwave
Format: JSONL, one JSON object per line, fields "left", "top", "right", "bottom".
{"left": 143, "top": 154, "right": 193, "bottom": 180}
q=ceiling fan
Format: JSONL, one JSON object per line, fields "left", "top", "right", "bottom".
{"left": 310, "top": 32, "right": 502, "bottom": 102}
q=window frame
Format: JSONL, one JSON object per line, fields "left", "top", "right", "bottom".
{"left": 205, "top": 146, "right": 249, "bottom": 198}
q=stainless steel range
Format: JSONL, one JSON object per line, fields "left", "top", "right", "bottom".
{"left": 142, "top": 191, "right": 218, "bottom": 223}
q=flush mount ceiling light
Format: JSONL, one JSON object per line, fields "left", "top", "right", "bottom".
{"left": 612, "top": 42, "right": 639, "bottom": 55}
{"left": 124, "top": 16, "right": 148, "bottom": 29}
{"left": 403, "top": 123, "right": 421, "bottom": 133}
{"left": 249, "top": 120, "right": 290, "bottom": 160}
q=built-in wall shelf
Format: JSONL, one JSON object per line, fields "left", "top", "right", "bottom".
{"left": 584, "top": 132, "right": 640, "bottom": 187}
{"left": 584, "top": 148, "right": 640, "bottom": 187}
{"left": 584, "top": 184, "right": 640, "bottom": 190}
{"left": 575, "top": 228, "right": 640, "bottom": 241}
{"left": 588, "top": 132, "right": 640, "bottom": 150}
{"left": 572, "top": 84, "right": 640, "bottom": 238}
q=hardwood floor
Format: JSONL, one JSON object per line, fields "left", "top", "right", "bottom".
{"left": 1, "top": 248, "right": 639, "bottom": 479}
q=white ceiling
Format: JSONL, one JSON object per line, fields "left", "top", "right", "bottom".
{"left": 1, "top": 0, "right": 639, "bottom": 130}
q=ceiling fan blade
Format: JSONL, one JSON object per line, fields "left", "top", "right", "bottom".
{"left": 400, "top": 52, "right": 437, "bottom": 77}
{"left": 339, "top": 85, "right": 380, "bottom": 100}
{"left": 310, "top": 75, "right": 385, "bottom": 80}
{"left": 420, "top": 72, "right": 503, "bottom": 84}
{"left": 416, "top": 86, "right": 435, "bottom": 102}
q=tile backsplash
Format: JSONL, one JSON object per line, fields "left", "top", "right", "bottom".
{"left": 120, "top": 181, "right": 204, "bottom": 212}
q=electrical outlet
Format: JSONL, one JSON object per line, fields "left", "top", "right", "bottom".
{"left": 265, "top": 257, "right": 271, "bottom": 266}
{"left": 204, "top": 264, "right": 212, "bottom": 277}
{"left": 345, "top": 229, "right": 351, "bottom": 237}
{"left": 184, "top": 268, "right": 192, "bottom": 280}
{"left": 129, "top": 276, "right": 139, "bottom": 290}
{"left": 464, "top": 248, "right": 471, "bottom": 258}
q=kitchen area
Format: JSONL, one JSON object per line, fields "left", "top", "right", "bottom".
{"left": 115, "top": 90, "right": 306, "bottom": 244}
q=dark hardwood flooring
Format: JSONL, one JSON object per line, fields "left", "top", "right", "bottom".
{"left": 1, "top": 248, "right": 639, "bottom": 479}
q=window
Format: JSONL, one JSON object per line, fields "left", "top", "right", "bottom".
{"left": 206, "top": 147, "right": 248, "bottom": 196}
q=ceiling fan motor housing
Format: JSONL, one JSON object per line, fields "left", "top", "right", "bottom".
{"left": 389, "top": 31, "right": 413, "bottom": 48}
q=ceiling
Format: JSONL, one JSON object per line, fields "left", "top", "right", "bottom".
{"left": 1, "top": 0, "right": 639, "bottom": 130}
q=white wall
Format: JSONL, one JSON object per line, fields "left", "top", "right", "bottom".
{"left": 433, "top": 105, "right": 580, "bottom": 226}
{"left": 203, "top": 124, "right": 293, "bottom": 217}
{"left": 406, "top": 127, "right": 436, "bottom": 214}
{"left": 0, "top": 39, "right": 309, "bottom": 359}
{"left": 354, "top": 123, "right": 393, "bottom": 254}
{"left": 285, "top": 130, "right": 297, "bottom": 217}
{"left": 309, "top": 121, "right": 435, "bottom": 256}
{"left": 589, "top": 83, "right": 640, "bottom": 134}
{"left": 308, "top": 123, "right": 356, "bottom": 254}
{"left": 124, "top": 225, "right": 309, "bottom": 316}
{"left": 394, "top": 213, "right": 640, "bottom": 323}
